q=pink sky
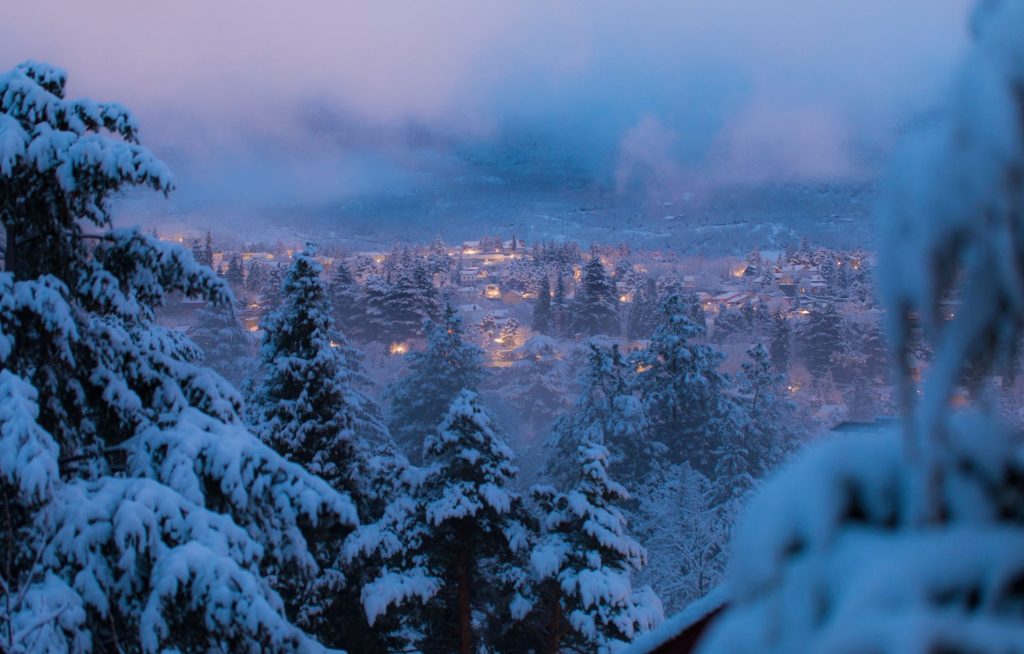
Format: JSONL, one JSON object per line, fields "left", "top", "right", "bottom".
{"left": 0, "top": 1, "right": 977, "bottom": 208}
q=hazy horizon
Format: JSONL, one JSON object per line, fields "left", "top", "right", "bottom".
{"left": 0, "top": 1, "right": 975, "bottom": 246}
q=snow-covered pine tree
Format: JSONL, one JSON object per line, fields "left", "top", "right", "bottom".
{"left": 248, "top": 242, "right": 389, "bottom": 500}
{"left": 712, "top": 305, "right": 746, "bottom": 344}
{"left": 498, "top": 336, "right": 570, "bottom": 439}
{"left": 225, "top": 253, "right": 245, "bottom": 287}
{"left": 427, "top": 238, "right": 450, "bottom": 276}
{"left": 201, "top": 230, "right": 214, "bottom": 267}
{"left": 553, "top": 272, "right": 569, "bottom": 337}
{"left": 734, "top": 343, "right": 799, "bottom": 479}
{"left": 548, "top": 343, "right": 654, "bottom": 486}
{"left": 532, "top": 276, "right": 554, "bottom": 335}
{"left": 796, "top": 301, "right": 844, "bottom": 377}
{"left": 385, "top": 305, "right": 484, "bottom": 463}
{"left": 191, "top": 238, "right": 207, "bottom": 268}
{"left": 326, "top": 260, "right": 362, "bottom": 335}
{"left": 0, "top": 61, "right": 355, "bottom": 652}
{"left": 187, "top": 299, "right": 254, "bottom": 386}
{"left": 626, "top": 276, "right": 659, "bottom": 339}
{"left": 412, "top": 258, "right": 442, "bottom": 323}
{"left": 346, "top": 392, "right": 532, "bottom": 654}
{"left": 381, "top": 266, "right": 424, "bottom": 342}
{"left": 261, "top": 264, "right": 285, "bottom": 315}
{"left": 570, "top": 255, "right": 620, "bottom": 336}
{"left": 632, "top": 463, "right": 730, "bottom": 612}
{"left": 632, "top": 295, "right": 734, "bottom": 474}
{"left": 246, "top": 259, "right": 267, "bottom": 294}
{"left": 418, "top": 391, "right": 531, "bottom": 653}
{"left": 353, "top": 272, "right": 390, "bottom": 342}
{"left": 531, "top": 439, "right": 662, "bottom": 653}
{"left": 712, "top": 344, "right": 798, "bottom": 513}
{"left": 246, "top": 243, "right": 394, "bottom": 648}
{"left": 769, "top": 310, "right": 792, "bottom": 373}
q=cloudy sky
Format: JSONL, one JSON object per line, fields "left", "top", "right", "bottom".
{"left": 0, "top": 1, "right": 975, "bottom": 216}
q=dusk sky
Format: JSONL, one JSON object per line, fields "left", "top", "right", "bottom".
{"left": 0, "top": 1, "right": 976, "bottom": 216}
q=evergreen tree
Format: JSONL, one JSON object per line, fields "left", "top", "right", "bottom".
{"left": 202, "top": 230, "right": 215, "bottom": 268}
{"left": 0, "top": 62, "right": 354, "bottom": 652}
{"left": 427, "top": 238, "right": 451, "bottom": 276}
{"left": 246, "top": 243, "right": 392, "bottom": 648}
{"left": 412, "top": 259, "right": 442, "bottom": 323}
{"left": 553, "top": 273, "right": 569, "bottom": 337}
{"left": 570, "top": 256, "right": 620, "bottom": 336}
{"left": 531, "top": 440, "right": 662, "bottom": 653}
{"left": 382, "top": 266, "right": 425, "bottom": 341}
{"left": 769, "top": 311, "right": 792, "bottom": 373}
{"left": 261, "top": 264, "right": 285, "bottom": 314}
{"left": 225, "top": 252, "right": 245, "bottom": 287}
{"left": 191, "top": 238, "right": 207, "bottom": 268}
{"left": 347, "top": 392, "right": 532, "bottom": 654}
{"left": 532, "top": 275, "right": 554, "bottom": 335}
{"left": 498, "top": 336, "right": 570, "bottom": 438}
{"left": 246, "top": 259, "right": 267, "bottom": 293}
{"left": 797, "top": 302, "right": 844, "bottom": 377}
{"left": 627, "top": 277, "right": 659, "bottom": 339}
{"left": 713, "top": 305, "right": 746, "bottom": 344}
{"left": 355, "top": 273, "right": 390, "bottom": 342}
{"left": 633, "top": 296, "right": 734, "bottom": 474}
{"left": 731, "top": 344, "right": 798, "bottom": 483}
{"left": 248, "top": 243, "right": 388, "bottom": 492}
{"left": 385, "top": 306, "right": 484, "bottom": 462}
{"left": 187, "top": 300, "right": 253, "bottom": 386}
{"left": 548, "top": 344, "right": 654, "bottom": 485}
{"left": 327, "top": 260, "right": 362, "bottom": 334}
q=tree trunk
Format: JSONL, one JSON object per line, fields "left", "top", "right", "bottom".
{"left": 548, "top": 589, "right": 562, "bottom": 654}
{"left": 458, "top": 542, "right": 472, "bottom": 654}
{"left": 5, "top": 224, "right": 17, "bottom": 276}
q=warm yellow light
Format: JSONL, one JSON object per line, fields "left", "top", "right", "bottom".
{"left": 389, "top": 342, "right": 408, "bottom": 355}
{"left": 799, "top": 309, "right": 810, "bottom": 315}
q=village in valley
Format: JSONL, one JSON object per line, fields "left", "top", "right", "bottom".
{"left": 157, "top": 228, "right": 901, "bottom": 431}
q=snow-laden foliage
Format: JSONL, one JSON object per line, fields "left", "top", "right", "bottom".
{"left": 187, "top": 300, "right": 253, "bottom": 386}
{"left": 701, "top": 418, "right": 1024, "bottom": 653}
{"left": 632, "top": 464, "right": 731, "bottom": 614}
{"left": 37, "top": 477, "right": 327, "bottom": 654}
{"left": 531, "top": 276, "right": 555, "bottom": 335}
{"left": 704, "top": 4, "right": 1024, "bottom": 651}
{"left": 386, "top": 305, "right": 484, "bottom": 463}
{"left": 532, "top": 441, "right": 663, "bottom": 652}
{"left": 246, "top": 243, "right": 400, "bottom": 649}
{"left": 632, "top": 295, "right": 734, "bottom": 475}
{"left": 248, "top": 243, "right": 391, "bottom": 497}
{"left": 348, "top": 391, "right": 531, "bottom": 653}
{"left": 570, "top": 255, "right": 621, "bottom": 337}
{"left": 548, "top": 343, "right": 655, "bottom": 486}
{"left": 0, "top": 370, "right": 58, "bottom": 504}
{"left": 495, "top": 335, "right": 571, "bottom": 437}
{"left": 0, "top": 62, "right": 354, "bottom": 652}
